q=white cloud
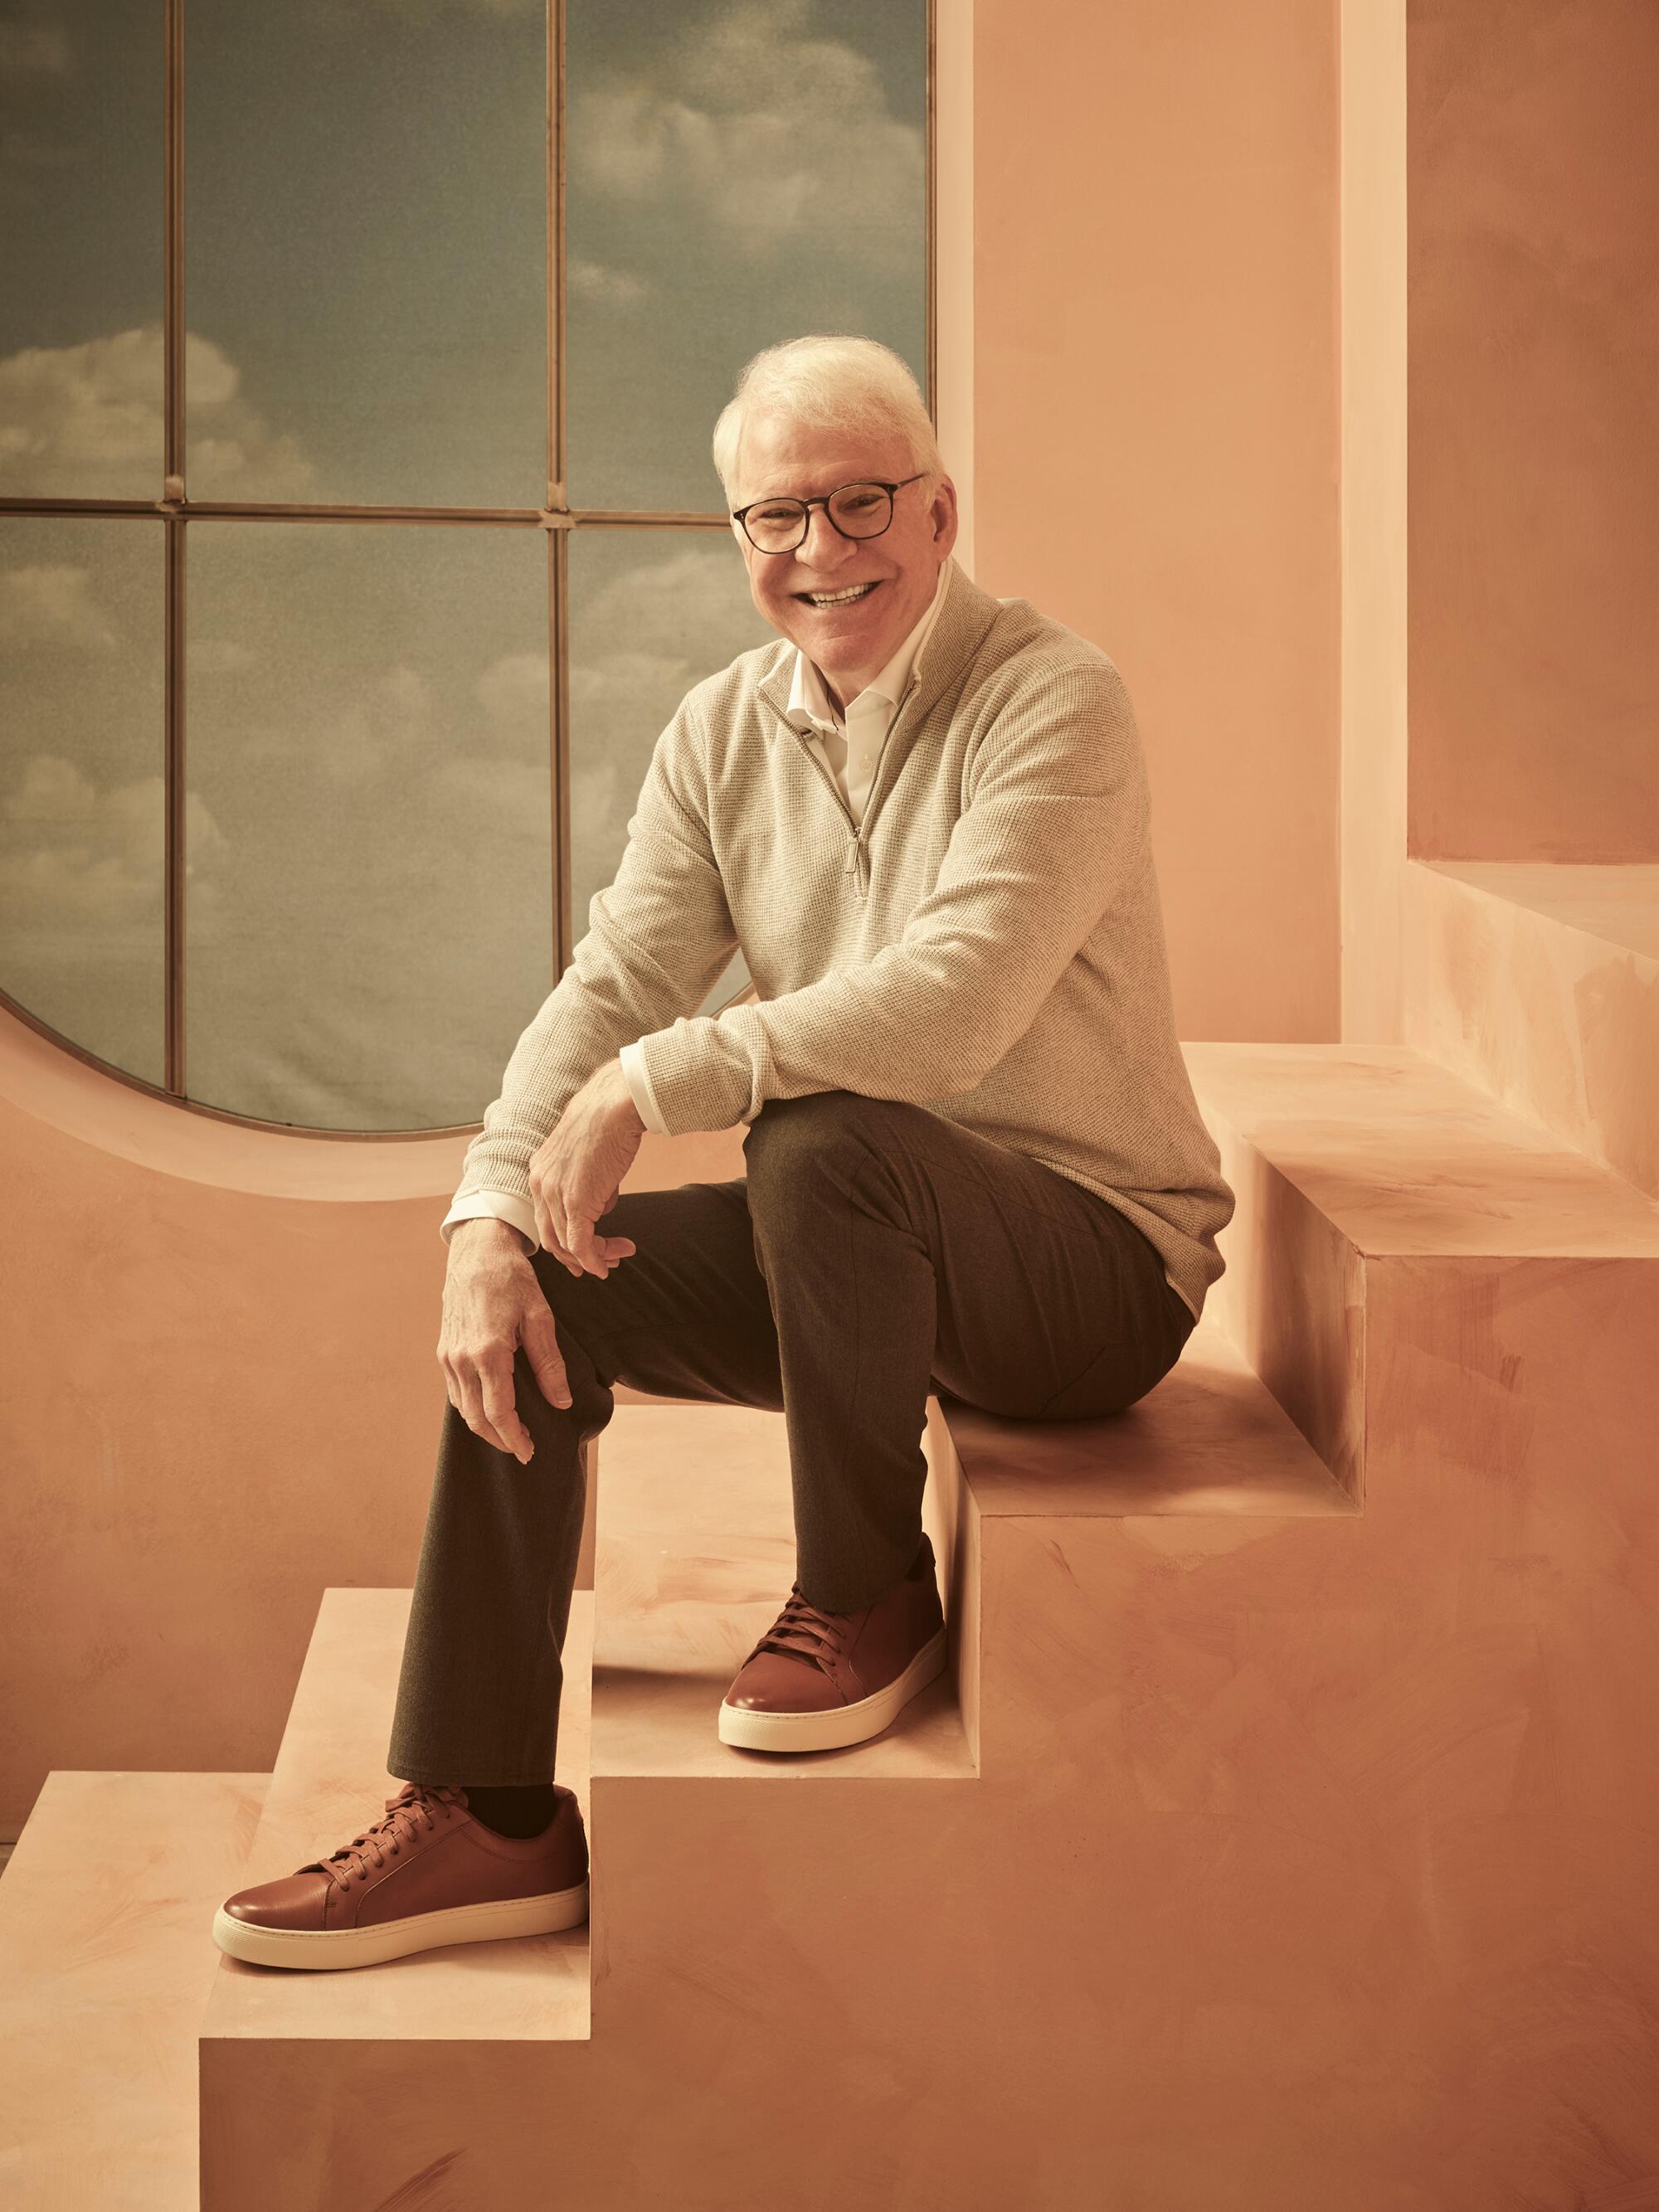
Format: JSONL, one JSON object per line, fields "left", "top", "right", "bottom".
{"left": 475, "top": 648, "right": 549, "bottom": 738}
{"left": 4, "top": 753, "right": 101, "bottom": 825}
{"left": 568, "top": 0, "right": 922, "bottom": 278}
{"left": 567, "top": 257, "right": 649, "bottom": 310}
{"left": 579, "top": 537, "right": 755, "bottom": 648}
{"left": 561, "top": 542, "right": 772, "bottom": 868}
{"left": 0, "top": 756, "right": 227, "bottom": 923}
{"left": 567, "top": 647, "right": 703, "bottom": 717}
{"left": 574, "top": 85, "right": 683, "bottom": 200}
{"left": 183, "top": 332, "right": 241, "bottom": 410}
{"left": 376, "top": 663, "right": 431, "bottom": 718}
{"left": 302, "top": 660, "right": 436, "bottom": 788}
{"left": 426, "top": 750, "right": 550, "bottom": 829}
{"left": 218, "top": 654, "right": 443, "bottom": 785}
{"left": 0, "top": 562, "right": 119, "bottom": 651}
{"left": 0, "top": 326, "right": 318, "bottom": 500}
{"left": 564, "top": 542, "right": 774, "bottom": 792}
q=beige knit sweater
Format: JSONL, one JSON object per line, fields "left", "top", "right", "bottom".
{"left": 449, "top": 553, "right": 1234, "bottom": 1321}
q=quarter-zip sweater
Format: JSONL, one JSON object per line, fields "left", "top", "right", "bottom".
{"left": 617, "top": 552, "right": 952, "bottom": 1131}
{"left": 442, "top": 552, "right": 1235, "bottom": 1322}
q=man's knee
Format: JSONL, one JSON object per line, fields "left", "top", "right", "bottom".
{"left": 749, "top": 1088, "right": 876, "bottom": 1154}
{"left": 745, "top": 1091, "right": 912, "bottom": 1201}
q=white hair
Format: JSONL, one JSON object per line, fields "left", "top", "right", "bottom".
{"left": 712, "top": 333, "right": 944, "bottom": 507}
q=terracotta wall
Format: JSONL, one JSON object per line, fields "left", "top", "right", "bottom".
{"left": 1, "top": 0, "right": 1346, "bottom": 1829}
{"left": 1407, "top": 0, "right": 1659, "bottom": 862}
{"left": 1341, "top": 0, "right": 1409, "bottom": 1043}
{"left": 970, "top": 0, "right": 1342, "bottom": 1043}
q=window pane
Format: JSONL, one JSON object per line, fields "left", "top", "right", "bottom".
{"left": 185, "top": 522, "right": 551, "bottom": 1130}
{"left": 565, "top": 0, "right": 927, "bottom": 513}
{"left": 185, "top": 10, "right": 546, "bottom": 508}
{"left": 0, "top": 517, "right": 164, "bottom": 1079}
{"left": 0, "top": 3, "right": 163, "bottom": 499}
{"left": 567, "top": 526, "right": 775, "bottom": 1014}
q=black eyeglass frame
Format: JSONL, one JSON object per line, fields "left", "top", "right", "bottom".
{"left": 729, "top": 472, "right": 930, "bottom": 554}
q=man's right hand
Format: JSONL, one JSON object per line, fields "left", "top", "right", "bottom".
{"left": 436, "top": 1218, "right": 584, "bottom": 1464}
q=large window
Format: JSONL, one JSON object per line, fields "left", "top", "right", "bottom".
{"left": 0, "top": 0, "right": 932, "bottom": 1134}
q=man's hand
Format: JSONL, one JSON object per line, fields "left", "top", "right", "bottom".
{"left": 440, "top": 1221, "right": 567, "bottom": 1461}
{"left": 437, "top": 1060, "right": 646, "bottom": 1462}
{"left": 527, "top": 1057, "right": 646, "bottom": 1279}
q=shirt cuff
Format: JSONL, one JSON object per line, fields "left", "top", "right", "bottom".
{"left": 618, "top": 1040, "right": 669, "bottom": 1135}
{"left": 440, "top": 1191, "right": 539, "bottom": 1252}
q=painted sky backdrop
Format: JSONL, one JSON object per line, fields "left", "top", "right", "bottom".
{"left": 0, "top": 0, "right": 927, "bottom": 1129}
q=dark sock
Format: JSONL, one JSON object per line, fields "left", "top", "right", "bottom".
{"left": 462, "top": 1782, "right": 558, "bottom": 1839}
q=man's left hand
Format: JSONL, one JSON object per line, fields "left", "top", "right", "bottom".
{"left": 526, "top": 1058, "right": 646, "bottom": 1277}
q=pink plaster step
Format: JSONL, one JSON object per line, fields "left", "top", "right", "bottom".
{"left": 0, "top": 1769, "right": 268, "bottom": 2209}
{"left": 1185, "top": 1039, "right": 1659, "bottom": 1500}
{"left": 199, "top": 1582, "right": 593, "bottom": 2064}
{"left": 200, "top": 1585, "right": 594, "bottom": 2206}
{"left": 508, "top": 1367, "right": 1659, "bottom": 2210}
{"left": 1403, "top": 858, "right": 1659, "bottom": 1197}
{"left": 930, "top": 1310, "right": 1355, "bottom": 1779}
{"left": 587, "top": 1350, "right": 1347, "bottom": 1787}
{"left": 586, "top": 1406, "right": 975, "bottom": 1782}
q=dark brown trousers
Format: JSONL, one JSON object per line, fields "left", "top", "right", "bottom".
{"left": 386, "top": 1089, "right": 1197, "bottom": 1787}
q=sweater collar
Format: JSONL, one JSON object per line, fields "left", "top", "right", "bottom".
{"left": 754, "top": 552, "right": 1005, "bottom": 741}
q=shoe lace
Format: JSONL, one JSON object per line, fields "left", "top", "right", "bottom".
{"left": 319, "top": 1782, "right": 468, "bottom": 1889}
{"left": 755, "top": 1586, "right": 849, "bottom": 1670}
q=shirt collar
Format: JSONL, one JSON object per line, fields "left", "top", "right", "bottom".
{"left": 785, "top": 557, "right": 953, "bottom": 732}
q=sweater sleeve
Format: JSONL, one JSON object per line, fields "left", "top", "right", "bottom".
{"left": 634, "top": 658, "right": 1150, "bottom": 1134}
{"left": 447, "top": 693, "right": 737, "bottom": 1215}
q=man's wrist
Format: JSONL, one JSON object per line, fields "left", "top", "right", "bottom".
{"left": 450, "top": 1216, "right": 532, "bottom": 1257}
{"left": 609, "top": 1054, "right": 648, "bottom": 1134}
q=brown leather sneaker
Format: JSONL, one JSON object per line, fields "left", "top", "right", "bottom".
{"left": 212, "top": 1782, "right": 588, "bottom": 1971}
{"left": 718, "top": 1529, "right": 948, "bottom": 1753}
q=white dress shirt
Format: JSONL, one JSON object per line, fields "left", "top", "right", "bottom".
{"left": 442, "top": 557, "right": 954, "bottom": 1253}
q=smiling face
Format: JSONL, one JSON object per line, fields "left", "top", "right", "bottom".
{"left": 728, "top": 410, "right": 959, "bottom": 711}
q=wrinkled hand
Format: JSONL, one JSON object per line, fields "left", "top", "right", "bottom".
{"left": 527, "top": 1059, "right": 645, "bottom": 1278}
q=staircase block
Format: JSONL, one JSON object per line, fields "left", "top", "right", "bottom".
{"left": 201, "top": 1581, "right": 591, "bottom": 2040}
{"left": 0, "top": 1770, "right": 267, "bottom": 2210}
{"left": 934, "top": 1311, "right": 1355, "bottom": 1782}
{"left": 1403, "top": 857, "right": 1659, "bottom": 1198}
{"left": 586, "top": 1402, "right": 977, "bottom": 1782}
{"left": 1185, "top": 1041, "right": 1659, "bottom": 1503}
{"left": 198, "top": 1587, "right": 594, "bottom": 2205}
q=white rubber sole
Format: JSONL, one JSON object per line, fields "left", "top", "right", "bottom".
{"left": 718, "top": 1625, "right": 949, "bottom": 1753}
{"left": 212, "top": 1877, "right": 590, "bottom": 1971}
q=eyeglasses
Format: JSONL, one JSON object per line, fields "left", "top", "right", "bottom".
{"left": 730, "top": 473, "right": 928, "bottom": 555}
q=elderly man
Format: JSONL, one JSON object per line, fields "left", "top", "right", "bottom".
{"left": 213, "top": 334, "right": 1234, "bottom": 1972}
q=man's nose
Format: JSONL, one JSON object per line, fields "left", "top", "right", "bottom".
{"left": 797, "top": 503, "right": 858, "bottom": 566}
